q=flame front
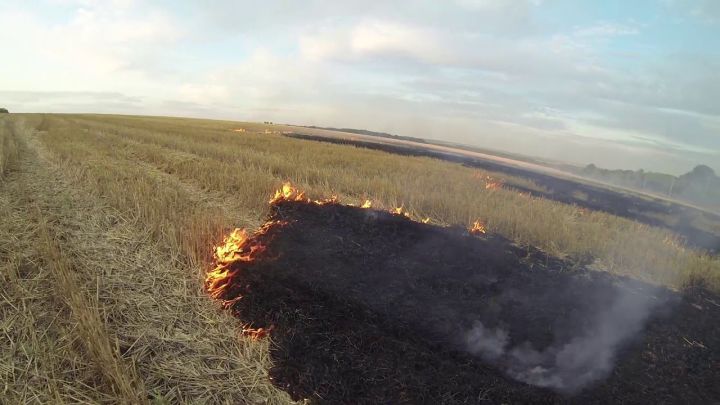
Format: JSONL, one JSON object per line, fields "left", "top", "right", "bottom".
{"left": 472, "top": 172, "right": 503, "bottom": 190}
{"left": 270, "top": 182, "right": 342, "bottom": 206}
{"left": 213, "top": 228, "right": 248, "bottom": 265}
{"left": 208, "top": 182, "right": 493, "bottom": 337}
{"left": 210, "top": 181, "right": 339, "bottom": 303}
{"left": 484, "top": 177, "right": 503, "bottom": 190}
{"left": 206, "top": 221, "right": 287, "bottom": 302}
{"left": 211, "top": 183, "right": 489, "bottom": 300}
{"left": 206, "top": 228, "right": 249, "bottom": 300}
{"left": 270, "top": 182, "right": 307, "bottom": 204}
{"left": 242, "top": 326, "right": 272, "bottom": 340}
{"left": 392, "top": 205, "right": 411, "bottom": 218}
{"left": 470, "top": 220, "right": 487, "bottom": 235}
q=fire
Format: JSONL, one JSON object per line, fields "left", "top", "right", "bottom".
{"left": 242, "top": 326, "right": 272, "bottom": 340}
{"left": 213, "top": 228, "right": 249, "bottom": 265}
{"left": 392, "top": 205, "right": 411, "bottom": 218}
{"left": 484, "top": 178, "right": 503, "bottom": 190}
{"left": 209, "top": 181, "right": 341, "bottom": 306}
{"left": 270, "top": 182, "right": 307, "bottom": 204}
{"left": 206, "top": 228, "right": 250, "bottom": 300}
{"left": 270, "top": 182, "right": 341, "bottom": 206}
{"left": 205, "top": 221, "right": 285, "bottom": 302}
{"left": 469, "top": 220, "right": 487, "bottom": 235}
{"left": 662, "top": 235, "right": 686, "bottom": 250}
{"left": 471, "top": 172, "right": 503, "bottom": 190}
{"left": 207, "top": 181, "right": 497, "bottom": 341}
{"left": 317, "top": 195, "right": 340, "bottom": 205}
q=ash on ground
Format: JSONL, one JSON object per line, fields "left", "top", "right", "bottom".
{"left": 222, "top": 201, "right": 719, "bottom": 404}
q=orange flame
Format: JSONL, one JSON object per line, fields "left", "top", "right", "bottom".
{"left": 361, "top": 200, "right": 372, "bottom": 209}
{"left": 484, "top": 176, "right": 503, "bottom": 190}
{"left": 206, "top": 229, "right": 251, "bottom": 300}
{"left": 316, "top": 195, "right": 340, "bottom": 205}
{"left": 469, "top": 220, "right": 487, "bottom": 235}
{"left": 270, "top": 182, "right": 341, "bottom": 206}
{"left": 421, "top": 217, "right": 431, "bottom": 224}
{"left": 270, "top": 182, "right": 307, "bottom": 204}
{"left": 392, "top": 205, "right": 411, "bottom": 218}
{"left": 242, "top": 326, "right": 273, "bottom": 340}
{"left": 472, "top": 172, "right": 503, "bottom": 190}
{"left": 206, "top": 221, "right": 285, "bottom": 302}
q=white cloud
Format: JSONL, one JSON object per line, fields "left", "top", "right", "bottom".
{"left": 0, "top": 1, "right": 181, "bottom": 94}
{"left": 350, "top": 21, "right": 440, "bottom": 58}
{"left": 0, "top": 0, "right": 717, "bottom": 173}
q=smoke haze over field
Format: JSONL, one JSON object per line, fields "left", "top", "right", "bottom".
{"left": 1, "top": 1, "right": 719, "bottom": 173}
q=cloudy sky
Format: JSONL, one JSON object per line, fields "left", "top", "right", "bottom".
{"left": 1, "top": 0, "right": 718, "bottom": 174}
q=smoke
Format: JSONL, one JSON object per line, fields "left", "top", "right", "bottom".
{"left": 464, "top": 280, "right": 666, "bottom": 394}
{"left": 465, "top": 321, "right": 508, "bottom": 361}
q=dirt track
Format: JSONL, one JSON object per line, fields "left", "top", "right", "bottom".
{"left": 221, "top": 201, "right": 720, "bottom": 404}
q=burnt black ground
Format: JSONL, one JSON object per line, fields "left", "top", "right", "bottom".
{"left": 285, "top": 133, "right": 720, "bottom": 253}
{"left": 223, "top": 201, "right": 720, "bottom": 404}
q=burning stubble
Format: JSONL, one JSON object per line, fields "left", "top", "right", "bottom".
{"left": 209, "top": 182, "right": 684, "bottom": 398}
{"left": 464, "top": 279, "right": 670, "bottom": 393}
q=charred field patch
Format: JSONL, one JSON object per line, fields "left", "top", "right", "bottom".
{"left": 216, "top": 200, "right": 720, "bottom": 404}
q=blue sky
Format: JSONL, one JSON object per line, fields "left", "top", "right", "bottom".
{"left": 0, "top": 0, "right": 718, "bottom": 174}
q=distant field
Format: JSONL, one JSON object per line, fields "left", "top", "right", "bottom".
{"left": 1, "top": 113, "right": 718, "bottom": 403}
{"left": 286, "top": 123, "right": 720, "bottom": 216}
{"left": 284, "top": 132, "right": 720, "bottom": 252}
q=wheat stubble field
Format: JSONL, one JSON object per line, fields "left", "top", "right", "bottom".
{"left": 1, "top": 114, "right": 719, "bottom": 403}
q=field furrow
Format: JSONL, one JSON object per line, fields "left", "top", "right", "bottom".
{"left": 0, "top": 117, "right": 295, "bottom": 404}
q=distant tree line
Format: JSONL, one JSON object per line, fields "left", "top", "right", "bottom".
{"left": 578, "top": 163, "right": 720, "bottom": 208}
{"left": 0, "top": 108, "right": 8, "bottom": 113}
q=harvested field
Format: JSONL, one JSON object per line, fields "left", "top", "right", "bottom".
{"left": 2, "top": 113, "right": 718, "bottom": 403}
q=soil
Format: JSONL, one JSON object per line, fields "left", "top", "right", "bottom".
{"left": 285, "top": 133, "right": 720, "bottom": 253}
{"left": 221, "top": 201, "right": 720, "bottom": 404}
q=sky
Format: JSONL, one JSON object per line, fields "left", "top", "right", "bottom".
{"left": 0, "top": 0, "right": 718, "bottom": 174}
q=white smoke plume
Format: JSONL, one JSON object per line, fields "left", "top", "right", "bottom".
{"left": 465, "top": 321, "right": 508, "bottom": 361}
{"left": 464, "top": 281, "right": 666, "bottom": 393}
